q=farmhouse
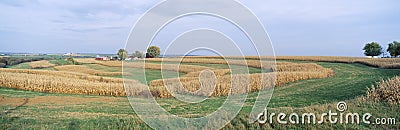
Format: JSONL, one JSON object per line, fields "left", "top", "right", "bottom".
{"left": 64, "top": 53, "right": 76, "bottom": 56}
{"left": 95, "top": 57, "right": 111, "bottom": 61}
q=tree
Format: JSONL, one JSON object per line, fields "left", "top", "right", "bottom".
{"left": 117, "top": 49, "right": 128, "bottom": 60}
{"left": 133, "top": 51, "right": 144, "bottom": 58}
{"left": 147, "top": 46, "right": 161, "bottom": 58}
{"left": 0, "top": 63, "right": 5, "bottom": 68}
{"left": 387, "top": 41, "right": 400, "bottom": 57}
{"left": 66, "top": 58, "right": 78, "bottom": 65}
{"left": 363, "top": 42, "right": 383, "bottom": 57}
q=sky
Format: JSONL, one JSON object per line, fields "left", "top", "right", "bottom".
{"left": 0, "top": 0, "right": 399, "bottom": 56}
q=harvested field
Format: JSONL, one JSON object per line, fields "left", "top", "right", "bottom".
{"left": 54, "top": 65, "right": 130, "bottom": 76}
{"left": 75, "top": 58, "right": 213, "bottom": 73}
{"left": 29, "top": 60, "right": 56, "bottom": 69}
{"left": 145, "top": 58, "right": 274, "bottom": 69}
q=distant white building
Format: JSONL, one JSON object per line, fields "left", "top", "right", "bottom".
{"left": 366, "top": 56, "right": 378, "bottom": 58}
{"left": 64, "top": 53, "right": 74, "bottom": 56}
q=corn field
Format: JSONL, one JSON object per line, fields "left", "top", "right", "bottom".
{"left": 366, "top": 76, "right": 400, "bottom": 105}
{"left": 0, "top": 58, "right": 335, "bottom": 98}
{"left": 145, "top": 58, "right": 274, "bottom": 69}
{"left": 0, "top": 68, "right": 123, "bottom": 83}
{"left": 75, "top": 58, "right": 214, "bottom": 73}
{"left": 149, "top": 62, "right": 334, "bottom": 98}
{"left": 274, "top": 56, "right": 400, "bottom": 69}
{"left": 54, "top": 65, "right": 131, "bottom": 76}
{"left": 186, "top": 56, "right": 400, "bottom": 69}
{"left": 0, "top": 69, "right": 147, "bottom": 96}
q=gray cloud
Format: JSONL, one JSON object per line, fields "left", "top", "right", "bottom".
{"left": 0, "top": 0, "right": 399, "bottom": 56}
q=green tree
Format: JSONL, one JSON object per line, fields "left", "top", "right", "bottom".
{"left": 363, "top": 42, "right": 383, "bottom": 57}
{"left": 66, "top": 58, "right": 78, "bottom": 65}
{"left": 147, "top": 46, "right": 161, "bottom": 58}
{"left": 0, "top": 63, "right": 5, "bottom": 68}
{"left": 117, "top": 49, "right": 128, "bottom": 60}
{"left": 387, "top": 41, "right": 400, "bottom": 57}
{"left": 133, "top": 51, "right": 144, "bottom": 58}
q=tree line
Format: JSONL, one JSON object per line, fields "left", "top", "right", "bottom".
{"left": 363, "top": 41, "right": 400, "bottom": 58}
{"left": 117, "top": 46, "right": 161, "bottom": 60}
{"left": 0, "top": 57, "right": 47, "bottom": 68}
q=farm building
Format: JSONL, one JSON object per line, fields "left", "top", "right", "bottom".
{"left": 365, "top": 56, "right": 379, "bottom": 58}
{"left": 95, "top": 57, "right": 111, "bottom": 61}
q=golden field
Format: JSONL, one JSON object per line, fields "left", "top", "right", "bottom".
{"left": 75, "top": 58, "right": 213, "bottom": 73}
{"left": 0, "top": 57, "right": 334, "bottom": 98}
{"left": 145, "top": 58, "right": 273, "bottom": 69}
{"left": 183, "top": 69, "right": 231, "bottom": 77}
{"left": 149, "top": 62, "right": 334, "bottom": 98}
{"left": 275, "top": 56, "right": 400, "bottom": 69}
{"left": 0, "top": 68, "right": 123, "bottom": 83}
{"left": 54, "top": 65, "right": 131, "bottom": 76}
{"left": 186, "top": 56, "right": 400, "bottom": 69}
{"left": 29, "top": 60, "right": 56, "bottom": 69}
{"left": 150, "top": 71, "right": 335, "bottom": 98}
{"left": 2, "top": 56, "right": 400, "bottom": 129}
{"left": 0, "top": 69, "right": 130, "bottom": 96}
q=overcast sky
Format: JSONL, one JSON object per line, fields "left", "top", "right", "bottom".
{"left": 1, "top": 0, "right": 399, "bottom": 56}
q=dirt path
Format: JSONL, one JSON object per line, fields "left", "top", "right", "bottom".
{"left": 0, "top": 95, "right": 124, "bottom": 107}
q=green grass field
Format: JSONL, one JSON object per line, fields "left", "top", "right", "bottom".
{"left": 8, "top": 62, "right": 32, "bottom": 69}
{"left": 1, "top": 60, "right": 399, "bottom": 129}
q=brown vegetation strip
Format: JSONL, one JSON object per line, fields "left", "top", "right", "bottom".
{"left": 0, "top": 95, "right": 27, "bottom": 107}
{"left": 145, "top": 58, "right": 275, "bottom": 69}
{"left": 186, "top": 56, "right": 400, "bottom": 69}
{"left": 0, "top": 95, "right": 123, "bottom": 106}
{"left": 75, "top": 58, "right": 213, "bottom": 73}
{"left": 29, "top": 60, "right": 56, "bottom": 69}
{"left": 54, "top": 65, "right": 131, "bottom": 76}
{"left": 150, "top": 70, "right": 334, "bottom": 98}
{"left": 149, "top": 62, "right": 334, "bottom": 98}
{"left": 0, "top": 68, "right": 147, "bottom": 96}
{"left": 0, "top": 68, "right": 124, "bottom": 83}
{"left": 275, "top": 56, "right": 400, "bottom": 69}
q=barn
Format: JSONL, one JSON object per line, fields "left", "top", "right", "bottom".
{"left": 95, "top": 57, "right": 110, "bottom": 61}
